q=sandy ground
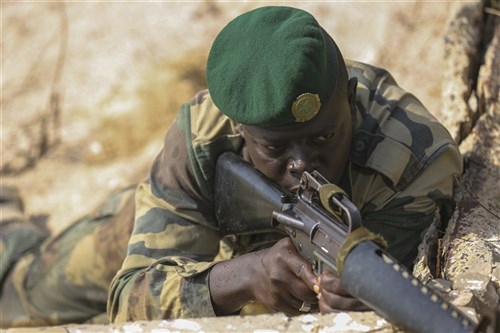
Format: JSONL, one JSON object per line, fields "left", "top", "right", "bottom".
{"left": 2, "top": 1, "right": 460, "bottom": 233}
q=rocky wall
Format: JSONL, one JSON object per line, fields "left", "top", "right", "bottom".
{"left": 414, "top": 0, "right": 500, "bottom": 330}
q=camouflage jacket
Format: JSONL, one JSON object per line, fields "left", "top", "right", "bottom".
{"left": 107, "top": 60, "right": 463, "bottom": 321}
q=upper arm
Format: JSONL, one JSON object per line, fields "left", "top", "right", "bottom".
{"left": 361, "top": 147, "right": 462, "bottom": 266}
{"left": 121, "top": 111, "right": 222, "bottom": 272}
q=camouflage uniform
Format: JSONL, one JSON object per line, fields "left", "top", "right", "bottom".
{"left": 107, "top": 60, "right": 463, "bottom": 322}
{"left": 0, "top": 185, "right": 135, "bottom": 327}
{"left": 0, "top": 61, "right": 462, "bottom": 327}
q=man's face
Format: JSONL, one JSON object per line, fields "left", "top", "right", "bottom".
{"left": 239, "top": 78, "right": 357, "bottom": 193}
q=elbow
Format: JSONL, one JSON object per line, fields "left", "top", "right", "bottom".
{"left": 107, "top": 268, "right": 163, "bottom": 323}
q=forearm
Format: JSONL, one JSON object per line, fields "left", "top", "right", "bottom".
{"left": 209, "top": 252, "right": 260, "bottom": 315}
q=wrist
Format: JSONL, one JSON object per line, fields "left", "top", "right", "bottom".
{"left": 209, "top": 252, "right": 259, "bottom": 315}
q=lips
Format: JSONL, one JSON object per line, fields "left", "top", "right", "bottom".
{"left": 278, "top": 176, "right": 301, "bottom": 194}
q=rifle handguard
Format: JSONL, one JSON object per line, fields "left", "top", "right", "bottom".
{"left": 336, "top": 226, "right": 387, "bottom": 275}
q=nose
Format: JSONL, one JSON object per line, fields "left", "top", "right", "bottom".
{"left": 286, "top": 146, "right": 318, "bottom": 177}
{"left": 286, "top": 159, "right": 306, "bottom": 177}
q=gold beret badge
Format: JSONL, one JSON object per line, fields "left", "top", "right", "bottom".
{"left": 291, "top": 93, "right": 321, "bottom": 122}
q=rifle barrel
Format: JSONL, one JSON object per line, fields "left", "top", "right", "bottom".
{"left": 342, "top": 241, "right": 475, "bottom": 333}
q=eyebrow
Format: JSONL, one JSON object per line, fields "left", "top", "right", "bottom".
{"left": 253, "top": 136, "right": 283, "bottom": 145}
{"left": 254, "top": 125, "right": 337, "bottom": 144}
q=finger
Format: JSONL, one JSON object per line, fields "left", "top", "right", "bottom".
{"left": 290, "top": 289, "right": 319, "bottom": 306}
{"left": 273, "top": 285, "right": 318, "bottom": 315}
{"left": 274, "top": 287, "right": 312, "bottom": 311}
{"left": 283, "top": 275, "right": 318, "bottom": 306}
{"left": 318, "top": 291, "right": 370, "bottom": 313}
{"left": 269, "top": 255, "right": 318, "bottom": 305}
{"left": 285, "top": 299, "right": 320, "bottom": 316}
{"left": 286, "top": 292, "right": 305, "bottom": 310}
{"left": 310, "top": 303, "right": 320, "bottom": 313}
{"left": 294, "top": 264, "right": 320, "bottom": 304}
{"left": 319, "top": 270, "right": 350, "bottom": 297}
{"left": 296, "top": 262, "right": 319, "bottom": 291}
{"left": 277, "top": 294, "right": 307, "bottom": 316}
{"left": 283, "top": 306, "right": 304, "bottom": 317}
{"left": 281, "top": 239, "right": 319, "bottom": 300}
{"left": 319, "top": 299, "right": 370, "bottom": 313}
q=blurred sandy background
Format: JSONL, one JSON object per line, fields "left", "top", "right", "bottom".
{"left": 2, "top": 1, "right": 460, "bottom": 233}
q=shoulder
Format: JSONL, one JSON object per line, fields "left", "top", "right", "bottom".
{"left": 172, "top": 90, "right": 243, "bottom": 196}
{"left": 177, "top": 90, "right": 240, "bottom": 148}
{"left": 346, "top": 60, "right": 462, "bottom": 192}
{"left": 346, "top": 60, "right": 396, "bottom": 91}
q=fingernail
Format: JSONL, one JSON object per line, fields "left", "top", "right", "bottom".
{"left": 313, "top": 284, "right": 320, "bottom": 294}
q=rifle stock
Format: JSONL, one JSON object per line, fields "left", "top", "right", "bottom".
{"left": 214, "top": 152, "right": 477, "bottom": 333}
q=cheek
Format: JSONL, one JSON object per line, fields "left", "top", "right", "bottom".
{"left": 259, "top": 160, "right": 285, "bottom": 182}
{"left": 255, "top": 154, "right": 286, "bottom": 180}
{"left": 320, "top": 133, "right": 352, "bottom": 183}
{"left": 247, "top": 145, "right": 287, "bottom": 181}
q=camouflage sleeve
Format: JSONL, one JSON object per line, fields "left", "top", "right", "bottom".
{"left": 346, "top": 60, "right": 464, "bottom": 268}
{"left": 362, "top": 147, "right": 463, "bottom": 267}
{"left": 107, "top": 101, "right": 223, "bottom": 322}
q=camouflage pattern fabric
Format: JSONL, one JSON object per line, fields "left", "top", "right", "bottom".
{"left": 0, "top": 185, "right": 136, "bottom": 328}
{"left": 107, "top": 60, "right": 463, "bottom": 322}
{"left": 0, "top": 186, "right": 49, "bottom": 286}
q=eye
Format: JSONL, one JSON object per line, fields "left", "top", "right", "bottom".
{"left": 264, "top": 144, "right": 285, "bottom": 151}
{"left": 314, "top": 131, "right": 336, "bottom": 143}
{"left": 255, "top": 139, "right": 286, "bottom": 153}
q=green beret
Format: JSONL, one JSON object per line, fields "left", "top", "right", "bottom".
{"left": 206, "top": 6, "right": 342, "bottom": 128}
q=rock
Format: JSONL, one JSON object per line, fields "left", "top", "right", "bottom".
{"left": 440, "top": 1, "right": 484, "bottom": 144}
{"left": 5, "top": 312, "right": 397, "bottom": 333}
{"left": 414, "top": 3, "right": 500, "bottom": 330}
{"left": 427, "top": 278, "right": 453, "bottom": 294}
{"left": 440, "top": 6, "right": 500, "bottom": 325}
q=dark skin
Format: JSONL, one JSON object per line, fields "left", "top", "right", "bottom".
{"left": 209, "top": 77, "right": 369, "bottom": 315}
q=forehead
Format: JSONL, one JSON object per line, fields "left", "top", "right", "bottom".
{"left": 243, "top": 89, "right": 351, "bottom": 140}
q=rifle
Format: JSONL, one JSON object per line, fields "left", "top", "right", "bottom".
{"left": 214, "top": 152, "right": 477, "bottom": 333}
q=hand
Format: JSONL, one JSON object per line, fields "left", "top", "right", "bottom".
{"left": 251, "top": 237, "right": 319, "bottom": 315}
{"left": 317, "top": 270, "right": 370, "bottom": 313}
